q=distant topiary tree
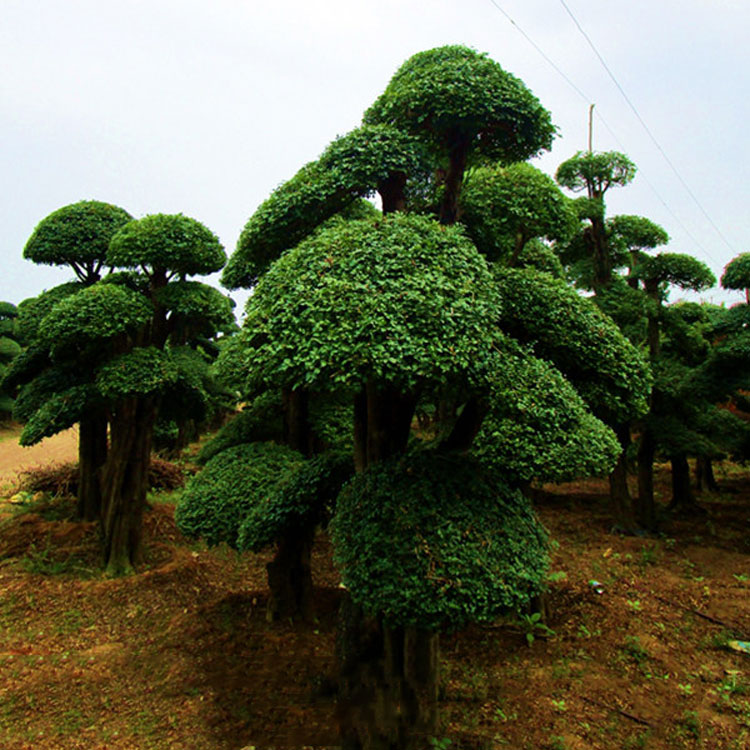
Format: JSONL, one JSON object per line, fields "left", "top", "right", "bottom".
{"left": 0, "top": 303, "right": 21, "bottom": 419}
{"left": 9, "top": 201, "right": 133, "bottom": 518}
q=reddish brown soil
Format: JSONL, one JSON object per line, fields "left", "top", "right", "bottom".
{"left": 0, "top": 430, "right": 748, "bottom": 749}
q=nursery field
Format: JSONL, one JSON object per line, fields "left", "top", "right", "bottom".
{"left": 0, "top": 426, "right": 749, "bottom": 749}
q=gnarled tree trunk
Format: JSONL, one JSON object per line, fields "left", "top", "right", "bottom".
{"left": 608, "top": 424, "right": 640, "bottom": 534}
{"left": 695, "top": 456, "right": 719, "bottom": 492}
{"left": 266, "top": 524, "right": 316, "bottom": 623}
{"left": 337, "top": 597, "right": 439, "bottom": 750}
{"left": 76, "top": 410, "right": 108, "bottom": 521}
{"left": 669, "top": 455, "right": 704, "bottom": 515}
{"left": 100, "top": 396, "right": 156, "bottom": 575}
{"left": 636, "top": 427, "right": 656, "bottom": 531}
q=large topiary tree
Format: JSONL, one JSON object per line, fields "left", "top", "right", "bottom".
{"left": 217, "top": 46, "right": 649, "bottom": 748}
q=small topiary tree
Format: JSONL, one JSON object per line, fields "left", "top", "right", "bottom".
{"left": 0, "top": 302, "right": 21, "bottom": 419}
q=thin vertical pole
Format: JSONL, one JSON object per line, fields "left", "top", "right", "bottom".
{"left": 588, "top": 104, "right": 595, "bottom": 152}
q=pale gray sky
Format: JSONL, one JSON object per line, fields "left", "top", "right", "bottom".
{"left": 2, "top": 0, "right": 748, "bottom": 311}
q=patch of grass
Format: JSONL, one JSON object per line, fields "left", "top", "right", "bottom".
{"left": 622, "top": 635, "right": 649, "bottom": 664}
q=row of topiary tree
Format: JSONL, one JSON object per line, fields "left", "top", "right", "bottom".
{"left": 5, "top": 43, "right": 750, "bottom": 750}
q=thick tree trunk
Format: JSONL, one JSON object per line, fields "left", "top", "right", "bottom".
{"left": 440, "top": 396, "right": 488, "bottom": 453}
{"left": 636, "top": 427, "right": 657, "bottom": 531}
{"left": 608, "top": 424, "right": 640, "bottom": 533}
{"left": 266, "top": 524, "right": 315, "bottom": 623}
{"left": 337, "top": 596, "right": 439, "bottom": 750}
{"left": 695, "top": 456, "right": 719, "bottom": 492}
{"left": 378, "top": 173, "right": 407, "bottom": 215}
{"left": 100, "top": 397, "right": 156, "bottom": 575}
{"left": 76, "top": 411, "right": 108, "bottom": 521}
{"left": 362, "top": 383, "right": 415, "bottom": 466}
{"left": 438, "top": 133, "right": 469, "bottom": 226}
{"left": 669, "top": 455, "right": 704, "bottom": 514}
{"left": 283, "top": 387, "right": 313, "bottom": 457}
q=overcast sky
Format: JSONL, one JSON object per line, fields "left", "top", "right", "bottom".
{"left": 2, "top": 0, "right": 748, "bottom": 313}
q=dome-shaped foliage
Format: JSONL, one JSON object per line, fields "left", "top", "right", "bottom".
{"left": 16, "top": 283, "right": 84, "bottom": 345}
{"left": 556, "top": 151, "right": 636, "bottom": 195}
{"left": 241, "top": 213, "right": 504, "bottom": 393}
{"left": 0, "top": 337, "right": 21, "bottom": 364}
{"left": 40, "top": 283, "right": 153, "bottom": 359}
{"left": 175, "top": 442, "right": 303, "bottom": 548}
{"left": 12, "top": 364, "right": 80, "bottom": 423}
{"left": 474, "top": 352, "right": 619, "bottom": 485}
{"left": 20, "top": 384, "right": 97, "bottom": 446}
{"left": 155, "top": 281, "right": 236, "bottom": 335}
{"left": 364, "top": 45, "right": 555, "bottom": 164}
{"left": 493, "top": 267, "right": 651, "bottom": 423}
{"left": 109, "top": 214, "right": 226, "bottom": 277}
{"left": 607, "top": 215, "right": 669, "bottom": 254}
{"left": 459, "top": 163, "right": 577, "bottom": 263}
{"left": 23, "top": 200, "right": 133, "bottom": 270}
{"left": 635, "top": 253, "right": 715, "bottom": 293}
{"left": 515, "top": 239, "right": 565, "bottom": 278}
{"left": 237, "top": 450, "right": 354, "bottom": 552}
{"left": 721, "top": 253, "right": 750, "bottom": 291}
{"left": 196, "top": 392, "right": 284, "bottom": 464}
{"left": 96, "top": 347, "right": 179, "bottom": 399}
{"left": 223, "top": 125, "right": 424, "bottom": 289}
{"left": 331, "top": 452, "right": 549, "bottom": 631}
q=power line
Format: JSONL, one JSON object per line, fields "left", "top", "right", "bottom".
{"left": 482, "top": 0, "right": 730, "bottom": 270}
{"left": 556, "top": 0, "right": 736, "bottom": 257}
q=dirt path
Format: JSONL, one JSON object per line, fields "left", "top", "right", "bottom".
{"left": 0, "top": 424, "right": 79, "bottom": 492}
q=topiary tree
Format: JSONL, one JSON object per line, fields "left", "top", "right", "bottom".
{"left": 556, "top": 151, "right": 637, "bottom": 290}
{"left": 0, "top": 303, "right": 21, "bottom": 419}
{"left": 364, "top": 45, "right": 555, "bottom": 224}
{"left": 721, "top": 252, "right": 750, "bottom": 303}
{"left": 458, "top": 162, "right": 577, "bottom": 265}
{"left": 630, "top": 253, "right": 716, "bottom": 525}
{"left": 10, "top": 201, "right": 133, "bottom": 519}
{"left": 220, "top": 47, "right": 649, "bottom": 747}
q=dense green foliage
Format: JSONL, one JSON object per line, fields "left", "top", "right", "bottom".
{"left": 237, "top": 214, "right": 504, "bottom": 393}
{"left": 364, "top": 45, "right": 555, "bottom": 164}
{"left": 459, "top": 163, "right": 577, "bottom": 263}
{"left": 635, "top": 253, "right": 716, "bottom": 296}
{"left": 493, "top": 268, "right": 651, "bottom": 423}
{"left": 331, "top": 452, "right": 548, "bottom": 631}
{"left": 196, "top": 394, "right": 284, "bottom": 464}
{"left": 23, "top": 201, "right": 133, "bottom": 280}
{"left": 721, "top": 252, "right": 750, "bottom": 292}
{"left": 237, "top": 450, "right": 354, "bottom": 551}
{"left": 109, "top": 214, "right": 226, "bottom": 277}
{"left": 556, "top": 151, "right": 637, "bottom": 196}
{"left": 223, "top": 126, "right": 425, "bottom": 288}
{"left": 175, "top": 442, "right": 303, "bottom": 548}
{"left": 96, "top": 347, "right": 179, "bottom": 399}
{"left": 0, "top": 302, "right": 21, "bottom": 415}
{"left": 39, "top": 284, "right": 153, "bottom": 359}
{"left": 474, "top": 352, "right": 620, "bottom": 485}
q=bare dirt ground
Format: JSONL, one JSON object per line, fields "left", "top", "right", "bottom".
{"left": 0, "top": 424, "right": 79, "bottom": 492}
{"left": 0, "top": 426, "right": 748, "bottom": 749}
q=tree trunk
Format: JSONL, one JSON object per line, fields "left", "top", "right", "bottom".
{"left": 636, "top": 427, "right": 657, "bottom": 531}
{"left": 378, "top": 173, "right": 407, "bottom": 215}
{"left": 76, "top": 410, "right": 108, "bottom": 521}
{"left": 266, "top": 524, "right": 315, "bottom": 623}
{"left": 336, "top": 596, "right": 439, "bottom": 749}
{"left": 695, "top": 456, "right": 719, "bottom": 492}
{"left": 668, "top": 455, "right": 704, "bottom": 514}
{"left": 608, "top": 424, "right": 640, "bottom": 533}
{"left": 440, "top": 396, "right": 488, "bottom": 453}
{"left": 363, "top": 383, "right": 415, "bottom": 466}
{"left": 100, "top": 397, "right": 156, "bottom": 575}
{"left": 438, "top": 132, "right": 469, "bottom": 226}
{"left": 283, "top": 387, "right": 313, "bottom": 457}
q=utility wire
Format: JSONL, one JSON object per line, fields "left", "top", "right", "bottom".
{"left": 557, "top": 0, "right": 736, "bottom": 257}
{"left": 483, "top": 0, "right": 729, "bottom": 269}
